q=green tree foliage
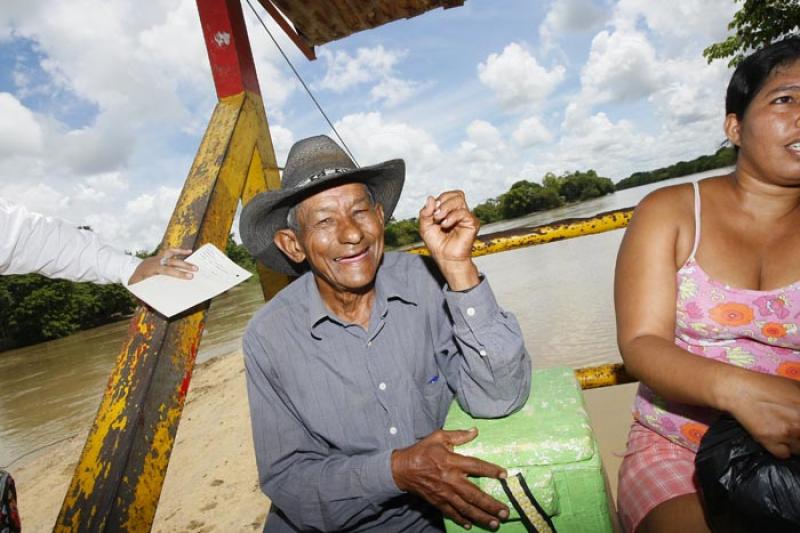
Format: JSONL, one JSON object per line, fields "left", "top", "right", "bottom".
{"left": 557, "top": 170, "right": 615, "bottom": 202}
{"left": 616, "top": 146, "right": 736, "bottom": 190}
{"left": 472, "top": 170, "right": 615, "bottom": 224}
{"left": 499, "top": 180, "right": 564, "bottom": 218}
{"left": 0, "top": 273, "right": 136, "bottom": 350}
{"left": 384, "top": 217, "right": 420, "bottom": 248}
{"left": 226, "top": 234, "right": 257, "bottom": 271}
{"left": 472, "top": 198, "right": 503, "bottom": 224}
{"left": 703, "top": 0, "right": 800, "bottom": 67}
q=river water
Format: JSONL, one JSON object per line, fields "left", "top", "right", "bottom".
{"left": 0, "top": 168, "right": 730, "bottom": 467}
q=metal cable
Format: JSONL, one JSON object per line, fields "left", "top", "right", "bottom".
{"left": 244, "top": 0, "right": 360, "bottom": 166}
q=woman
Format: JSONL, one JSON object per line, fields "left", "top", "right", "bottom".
{"left": 615, "top": 37, "right": 800, "bottom": 533}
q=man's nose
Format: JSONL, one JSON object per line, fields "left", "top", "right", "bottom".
{"left": 338, "top": 216, "right": 364, "bottom": 243}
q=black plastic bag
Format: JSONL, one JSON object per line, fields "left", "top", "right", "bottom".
{"left": 695, "top": 414, "right": 800, "bottom": 533}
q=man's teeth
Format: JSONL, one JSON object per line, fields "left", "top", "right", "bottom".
{"left": 791, "top": 142, "right": 800, "bottom": 150}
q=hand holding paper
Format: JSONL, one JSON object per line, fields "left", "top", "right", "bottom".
{"left": 128, "top": 243, "right": 252, "bottom": 317}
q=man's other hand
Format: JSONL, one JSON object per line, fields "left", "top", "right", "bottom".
{"left": 418, "top": 191, "right": 480, "bottom": 291}
{"left": 128, "top": 247, "right": 197, "bottom": 285}
{"left": 391, "top": 428, "right": 509, "bottom": 530}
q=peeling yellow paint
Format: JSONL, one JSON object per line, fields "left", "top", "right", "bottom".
{"left": 408, "top": 209, "right": 634, "bottom": 258}
{"left": 57, "top": 90, "right": 285, "bottom": 531}
{"left": 574, "top": 363, "right": 636, "bottom": 390}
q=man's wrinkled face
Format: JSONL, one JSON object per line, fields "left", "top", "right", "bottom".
{"left": 276, "top": 182, "right": 385, "bottom": 295}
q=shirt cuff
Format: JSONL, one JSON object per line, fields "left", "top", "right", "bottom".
{"left": 119, "top": 256, "right": 142, "bottom": 287}
{"left": 444, "top": 275, "right": 499, "bottom": 332}
{"left": 361, "top": 449, "right": 402, "bottom": 502}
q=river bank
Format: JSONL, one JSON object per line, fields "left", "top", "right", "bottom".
{"left": 13, "top": 351, "right": 270, "bottom": 531}
{"left": 12, "top": 349, "right": 637, "bottom": 531}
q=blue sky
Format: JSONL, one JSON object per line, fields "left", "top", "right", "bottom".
{"left": 0, "top": 0, "right": 737, "bottom": 252}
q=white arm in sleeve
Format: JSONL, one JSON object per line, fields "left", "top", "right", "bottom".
{"left": 0, "top": 199, "right": 142, "bottom": 285}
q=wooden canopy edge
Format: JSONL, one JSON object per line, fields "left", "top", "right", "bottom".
{"left": 256, "top": 0, "right": 316, "bottom": 60}
{"left": 259, "top": 0, "right": 466, "bottom": 60}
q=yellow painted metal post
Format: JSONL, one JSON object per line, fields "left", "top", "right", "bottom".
{"left": 55, "top": 93, "right": 279, "bottom": 531}
{"left": 244, "top": 92, "right": 291, "bottom": 300}
{"left": 407, "top": 208, "right": 634, "bottom": 258}
{"left": 575, "top": 363, "right": 636, "bottom": 390}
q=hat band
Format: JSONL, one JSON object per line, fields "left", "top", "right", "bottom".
{"left": 295, "top": 167, "right": 350, "bottom": 188}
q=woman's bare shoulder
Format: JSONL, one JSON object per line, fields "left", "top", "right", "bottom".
{"left": 633, "top": 182, "right": 695, "bottom": 222}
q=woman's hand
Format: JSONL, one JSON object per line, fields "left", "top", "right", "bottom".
{"left": 721, "top": 370, "right": 800, "bottom": 458}
{"left": 128, "top": 248, "right": 197, "bottom": 285}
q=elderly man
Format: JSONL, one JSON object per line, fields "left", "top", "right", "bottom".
{"left": 240, "top": 135, "right": 531, "bottom": 532}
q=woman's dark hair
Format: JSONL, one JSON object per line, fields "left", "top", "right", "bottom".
{"left": 726, "top": 35, "right": 800, "bottom": 119}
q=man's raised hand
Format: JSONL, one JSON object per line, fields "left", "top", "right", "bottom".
{"left": 391, "top": 428, "right": 509, "bottom": 530}
{"left": 418, "top": 191, "right": 481, "bottom": 291}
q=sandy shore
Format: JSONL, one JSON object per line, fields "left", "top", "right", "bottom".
{"left": 12, "top": 351, "right": 636, "bottom": 531}
{"left": 13, "top": 352, "right": 270, "bottom": 532}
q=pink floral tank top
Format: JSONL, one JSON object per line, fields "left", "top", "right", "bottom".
{"left": 632, "top": 181, "right": 800, "bottom": 451}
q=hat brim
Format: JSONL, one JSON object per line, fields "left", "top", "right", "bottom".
{"left": 240, "top": 159, "right": 405, "bottom": 276}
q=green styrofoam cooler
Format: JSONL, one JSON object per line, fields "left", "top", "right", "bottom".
{"left": 443, "top": 367, "right": 614, "bottom": 532}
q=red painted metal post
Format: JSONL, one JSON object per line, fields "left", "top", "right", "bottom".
{"left": 197, "top": 0, "right": 262, "bottom": 98}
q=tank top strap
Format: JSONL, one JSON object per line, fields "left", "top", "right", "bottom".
{"left": 688, "top": 181, "right": 702, "bottom": 261}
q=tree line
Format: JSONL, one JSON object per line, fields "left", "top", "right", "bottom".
{"left": 615, "top": 146, "right": 736, "bottom": 190}
{"left": 385, "top": 169, "right": 615, "bottom": 248}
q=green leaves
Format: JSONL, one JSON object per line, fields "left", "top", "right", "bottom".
{"left": 0, "top": 274, "right": 136, "bottom": 350}
{"left": 384, "top": 217, "right": 420, "bottom": 248}
{"left": 616, "top": 146, "right": 736, "bottom": 190}
{"left": 703, "top": 0, "right": 800, "bottom": 67}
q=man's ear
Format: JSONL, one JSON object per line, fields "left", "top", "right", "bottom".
{"left": 724, "top": 113, "right": 742, "bottom": 147}
{"left": 274, "top": 229, "right": 306, "bottom": 265}
{"left": 376, "top": 202, "right": 385, "bottom": 226}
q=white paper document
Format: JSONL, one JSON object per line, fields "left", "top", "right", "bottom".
{"left": 128, "top": 243, "right": 252, "bottom": 318}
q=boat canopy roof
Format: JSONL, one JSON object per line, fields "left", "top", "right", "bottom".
{"left": 263, "top": 0, "right": 465, "bottom": 53}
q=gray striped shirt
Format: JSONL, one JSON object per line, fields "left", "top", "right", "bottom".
{"left": 243, "top": 252, "right": 531, "bottom": 532}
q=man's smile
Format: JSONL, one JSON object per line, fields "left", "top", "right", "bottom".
{"left": 335, "top": 247, "right": 370, "bottom": 263}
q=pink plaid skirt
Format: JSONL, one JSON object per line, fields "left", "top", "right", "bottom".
{"left": 617, "top": 421, "right": 700, "bottom": 533}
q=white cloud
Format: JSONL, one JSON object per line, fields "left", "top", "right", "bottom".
{"left": 0, "top": 92, "right": 43, "bottom": 156}
{"left": 478, "top": 43, "right": 566, "bottom": 110}
{"left": 317, "top": 46, "right": 405, "bottom": 92}
{"left": 540, "top": 0, "right": 609, "bottom": 49}
{"left": 614, "top": 0, "right": 737, "bottom": 43}
{"left": 370, "top": 77, "right": 418, "bottom": 108}
{"left": 457, "top": 120, "right": 507, "bottom": 165}
{"left": 513, "top": 116, "right": 553, "bottom": 147}
{"left": 269, "top": 124, "right": 295, "bottom": 167}
{"left": 581, "top": 30, "right": 661, "bottom": 104}
{"left": 121, "top": 185, "right": 181, "bottom": 250}
{"left": 466, "top": 120, "right": 504, "bottom": 147}
{"left": 0, "top": 182, "right": 68, "bottom": 216}
{"left": 654, "top": 57, "right": 730, "bottom": 127}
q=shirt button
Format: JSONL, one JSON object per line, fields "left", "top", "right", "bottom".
{"left": 389, "top": 426, "right": 398, "bottom": 435}
{"left": 379, "top": 382, "right": 387, "bottom": 391}
{"left": 479, "top": 349, "right": 487, "bottom": 357}
{"left": 466, "top": 307, "right": 476, "bottom": 317}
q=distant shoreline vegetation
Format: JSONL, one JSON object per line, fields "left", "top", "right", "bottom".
{"left": 615, "top": 146, "right": 735, "bottom": 190}
{"left": 385, "top": 145, "right": 736, "bottom": 248}
{"left": 2, "top": 147, "right": 736, "bottom": 352}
